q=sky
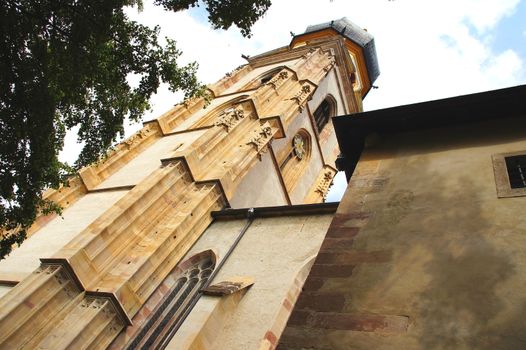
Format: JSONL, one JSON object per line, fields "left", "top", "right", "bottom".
{"left": 61, "top": 0, "right": 526, "bottom": 201}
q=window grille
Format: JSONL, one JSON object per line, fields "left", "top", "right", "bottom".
{"left": 505, "top": 155, "right": 526, "bottom": 189}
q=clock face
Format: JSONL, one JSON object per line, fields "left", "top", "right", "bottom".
{"left": 292, "top": 134, "right": 306, "bottom": 160}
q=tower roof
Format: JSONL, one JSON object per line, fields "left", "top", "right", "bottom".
{"left": 300, "top": 17, "right": 380, "bottom": 85}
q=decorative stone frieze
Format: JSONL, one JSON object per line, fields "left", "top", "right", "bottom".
{"left": 245, "top": 124, "right": 274, "bottom": 161}
{"left": 301, "top": 48, "right": 319, "bottom": 60}
{"left": 315, "top": 170, "right": 335, "bottom": 200}
{"left": 268, "top": 70, "right": 290, "bottom": 90}
{"left": 291, "top": 84, "right": 313, "bottom": 112}
{"left": 214, "top": 106, "right": 246, "bottom": 132}
{"left": 123, "top": 124, "right": 155, "bottom": 150}
{"left": 247, "top": 125, "right": 273, "bottom": 152}
{"left": 323, "top": 59, "right": 336, "bottom": 72}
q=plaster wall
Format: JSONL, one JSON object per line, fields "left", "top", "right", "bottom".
{"left": 171, "top": 213, "right": 333, "bottom": 349}
{"left": 281, "top": 117, "right": 526, "bottom": 349}
{"left": 229, "top": 151, "right": 288, "bottom": 208}
{"left": 0, "top": 189, "right": 128, "bottom": 282}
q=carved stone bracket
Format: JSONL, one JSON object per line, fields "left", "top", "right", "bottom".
{"left": 35, "top": 263, "right": 81, "bottom": 298}
{"left": 246, "top": 124, "right": 273, "bottom": 160}
{"left": 301, "top": 47, "right": 319, "bottom": 60}
{"left": 291, "top": 84, "right": 313, "bottom": 112}
{"left": 323, "top": 59, "right": 336, "bottom": 73}
{"left": 315, "top": 170, "right": 335, "bottom": 200}
{"left": 267, "top": 70, "right": 289, "bottom": 90}
{"left": 214, "top": 106, "right": 246, "bottom": 132}
{"left": 123, "top": 125, "right": 155, "bottom": 150}
{"left": 246, "top": 125, "right": 273, "bottom": 151}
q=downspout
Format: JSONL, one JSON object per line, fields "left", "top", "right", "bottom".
{"left": 157, "top": 208, "right": 256, "bottom": 349}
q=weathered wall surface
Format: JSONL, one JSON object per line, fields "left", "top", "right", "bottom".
{"left": 280, "top": 118, "right": 526, "bottom": 349}
{"left": 170, "top": 213, "right": 334, "bottom": 350}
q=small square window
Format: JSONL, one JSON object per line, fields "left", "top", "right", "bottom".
{"left": 492, "top": 151, "right": 526, "bottom": 198}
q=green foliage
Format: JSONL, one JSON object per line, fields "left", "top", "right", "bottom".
{"left": 0, "top": 0, "right": 270, "bottom": 259}
{"left": 156, "top": 0, "right": 271, "bottom": 37}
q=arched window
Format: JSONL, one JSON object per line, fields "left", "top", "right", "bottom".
{"left": 280, "top": 129, "right": 312, "bottom": 191}
{"left": 313, "top": 96, "right": 337, "bottom": 132}
{"left": 121, "top": 250, "right": 216, "bottom": 350}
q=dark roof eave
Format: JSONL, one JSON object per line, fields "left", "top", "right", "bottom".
{"left": 332, "top": 84, "right": 526, "bottom": 179}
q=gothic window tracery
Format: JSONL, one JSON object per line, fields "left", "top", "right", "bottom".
{"left": 313, "top": 95, "right": 337, "bottom": 133}
{"left": 280, "top": 129, "right": 312, "bottom": 191}
{"left": 123, "top": 250, "right": 216, "bottom": 350}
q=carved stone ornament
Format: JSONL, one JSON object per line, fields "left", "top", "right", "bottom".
{"left": 323, "top": 59, "right": 336, "bottom": 73}
{"left": 315, "top": 170, "right": 335, "bottom": 200}
{"left": 291, "top": 84, "right": 312, "bottom": 105}
{"left": 268, "top": 70, "right": 289, "bottom": 90}
{"left": 292, "top": 134, "right": 306, "bottom": 160}
{"left": 123, "top": 125, "right": 153, "bottom": 150}
{"left": 246, "top": 125, "right": 273, "bottom": 152}
{"left": 214, "top": 106, "right": 246, "bottom": 132}
{"left": 291, "top": 84, "right": 312, "bottom": 112}
{"left": 301, "top": 47, "right": 318, "bottom": 60}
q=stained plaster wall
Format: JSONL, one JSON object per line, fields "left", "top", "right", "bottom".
{"left": 280, "top": 117, "right": 526, "bottom": 349}
{"left": 228, "top": 151, "right": 288, "bottom": 208}
{"left": 170, "top": 213, "right": 334, "bottom": 349}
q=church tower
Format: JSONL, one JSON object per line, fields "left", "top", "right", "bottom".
{"left": 0, "top": 18, "right": 378, "bottom": 349}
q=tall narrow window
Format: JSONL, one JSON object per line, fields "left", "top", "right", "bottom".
{"left": 313, "top": 96, "right": 336, "bottom": 132}
{"left": 121, "top": 251, "right": 216, "bottom": 350}
{"left": 505, "top": 155, "right": 526, "bottom": 188}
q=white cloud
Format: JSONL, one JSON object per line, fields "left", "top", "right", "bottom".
{"left": 60, "top": 0, "right": 526, "bottom": 166}
{"left": 124, "top": 0, "right": 525, "bottom": 112}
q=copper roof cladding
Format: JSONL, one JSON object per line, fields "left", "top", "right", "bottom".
{"left": 302, "top": 17, "right": 380, "bottom": 85}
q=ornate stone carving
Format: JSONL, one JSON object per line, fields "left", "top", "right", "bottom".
{"left": 323, "top": 59, "right": 336, "bottom": 73}
{"left": 225, "top": 64, "right": 246, "bottom": 78}
{"left": 315, "top": 170, "right": 335, "bottom": 200}
{"left": 246, "top": 125, "right": 273, "bottom": 152}
{"left": 268, "top": 70, "right": 289, "bottom": 90}
{"left": 292, "top": 134, "right": 306, "bottom": 160}
{"left": 301, "top": 47, "right": 318, "bottom": 60}
{"left": 214, "top": 107, "right": 246, "bottom": 132}
{"left": 123, "top": 125, "right": 154, "bottom": 150}
{"left": 34, "top": 264, "right": 59, "bottom": 275}
{"left": 291, "top": 84, "right": 312, "bottom": 112}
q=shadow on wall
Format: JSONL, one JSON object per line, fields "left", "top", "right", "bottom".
{"left": 364, "top": 150, "right": 525, "bottom": 349}
{"left": 280, "top": 124, "right": 526, "bottom": 350}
